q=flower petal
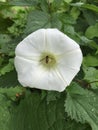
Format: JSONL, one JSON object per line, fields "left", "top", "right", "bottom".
{"left": 15, "top": 56, "right": 66, "bottom": 92}
{"left": 15, "top": 56, "right": 44, "bottom": 87}
{"left": 58, "top": 48, "right": 83, "bottom": 69}
{"left": 57, "top": 48, "right": 82, "bottom": 85}
{"left": 34, "top": 69, "right": 67, "bottom": 92}
{"left": 45, "top": 29, "right": 79, "bottom": 55}
{"left": 15, "top": 28, "right": 83, "bottom": 92}
{"left": 15, "top": 29, "right": 47, "bottom": 60}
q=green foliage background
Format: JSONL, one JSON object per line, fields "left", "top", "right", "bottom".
{"left": 0, "top": 0, "right": 98, "bottom": 130}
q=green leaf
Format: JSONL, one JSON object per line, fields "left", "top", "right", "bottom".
{"left": 0, "top": 34, "right": 11, "bottom": 44}
{"left": 0, "top": 88, "right": 92, "bottom": 130}
{"left": 83, "top": 55, "right": 98, "bottom": 67}
{"left": 51, "top": 13, "right": 62, "bottom": 29}
{"left": 70, "top": 7, "right": 80, "bottom": 20}
{"left": 0, "top": 70, "right": 20, "bottom": 88}
{"left": 75, "top": 34, "right": 98, "bottom": 50}
{"left": 70, "top": 2, "right": 84, "bottom": 7}
{"left": 0, "top": 58, "right": 14, "bottom": 75}
{"left": 0, "top": 93, "right": 11, "bottom": 130}
{"left": 64, "top": 0, "right": 72, "bottom": 3}
{"left": 85, "top": 23, "right": 98, "bottom": 39}
{"left": 7, "top": 8, "right": 27, "bottom": 37}
{"left": 25, "top": 11, "right": 62, "bottom": 35}
{"left": 64, "top": 25, "right": 75, "bottom": 35}
{"left": 0, "top": 86, "right": 23, "bottom": 101}
{"left": 0, "top": 57, "right": 4, "bottom": 66}
{"left": 71, "top": 3, "right": 98, "bottom": 13}
{"left": 82, "top": 4, "right": 98, "bottom": 13}
{"left": 60, "top": 13, "right": 76, "bottom": 25}
{"left": 25, "top": 10, "right": 51, "bottom": 34}
{"left": 40, "top": 0, "right": 49, "bottom": 12}
{"left": 0, "top": 87, "right": 23, "bottom": 130}
{"left": 65, "top": 82, "right": 98, "bottom": 130}
{"left": 0, "top": 35, "right": 13, "bottom": 56}
{"left": 8, "top": 0, "right": 38, "bottom": 6}
{"left": 0, "top": 2, "right": 9, "bottom": 6}
{"left": 83, "top": 67, "right": 98, "bottom": 82}
{"left": 0, "top": 35, "right": 22, "bottom": 55}
{"left": 52, "top": 0, "right": 63, "bottom": 11}
{"left": 46, "top": 91, "right": 61, "bottom": 104}
{"left": 9, "top": 90, "right": 67, "bottom": 130}
{"left": 83, "top": 67, "right": 98, "bottom": 85}
{"left": 83, "top": 10, "right": 98, "bottom": 25}
{"left": 64, "top": 119, "right": 91, "bottom": 130}
{"left": 9, "top": 90, "right": 92, "bottom": 130}
{"left": 0, "top": 15, "right": 12, "bottom": 33}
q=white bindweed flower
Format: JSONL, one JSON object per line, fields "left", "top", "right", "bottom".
{"left": 14, "top": 29, "right": 83, "bottom": 92}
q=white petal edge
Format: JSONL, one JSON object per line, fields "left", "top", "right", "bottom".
{"left": 58, "top": 48, "right": 83, "bottom": 69}
{"left": 57, "top": 48, "right": 82, "bottom": 85}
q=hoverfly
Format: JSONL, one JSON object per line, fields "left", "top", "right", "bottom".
{"left": 45, "top": 56, "right": 49, "bottom": 64}
{"left": 40, "top": 55, "right": 53, "bottom": 65}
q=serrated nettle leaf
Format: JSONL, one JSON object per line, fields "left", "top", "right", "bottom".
{"left": 8, "top": 89, "right": 90, "bottom": 130}
{"left": 85, "top": 23, "right": 98, "bottom": 39}
{"left": 51, "top": 13, "right": 62, "bottom": 29}
{"left": 25, "top": 11, "right": 62, "bottom": 35}
{"left": 9, "top": 90, "right": 67, "bottom": 130}
{"left": 40, "top": 0, "right": 49, "bottom": 12}
{"left": 65, "top": 82, "right": 98, "bottom": 130}
{"left": 25, "top": 11, "right": 51, "bottom": 34}
{"left": 9, "top": 91, "right": 90, "bottom": 130}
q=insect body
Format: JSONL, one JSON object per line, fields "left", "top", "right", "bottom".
{"left": 46, "top": 56, "right": 49, "bottom": 64}
{"left": 40, "top": 55, "right": 53, "bottom": 65}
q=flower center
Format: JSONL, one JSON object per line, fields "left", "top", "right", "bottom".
{"left": 39, "top": 52, "right": 57, "bottom": 69}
